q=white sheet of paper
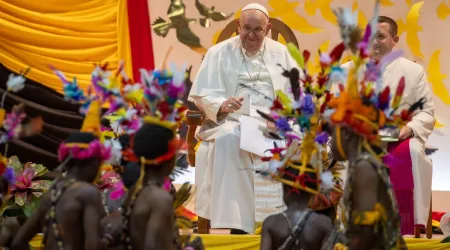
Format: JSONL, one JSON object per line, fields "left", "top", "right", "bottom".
{"left": 236, "top": 93, "right": 250, "bottom": 116}
{"left": 239, "top": 115, "right": 286, "bottom": 157}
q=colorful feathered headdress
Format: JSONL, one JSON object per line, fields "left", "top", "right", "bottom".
{"left": 138, "top": 63, "right": 188, "bottom": 133}
{"left": 254, "top": 39, "right": 350, "bottom": 195}
{"left": 57, "top": 100, "right": 111, "bottom": 162}
{"left": 326, "top": 2, "right": 424, "bottom": 145}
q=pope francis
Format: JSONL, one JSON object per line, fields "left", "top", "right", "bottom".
{"left": 188, "top": 3, "right": 299, "bottom": 233}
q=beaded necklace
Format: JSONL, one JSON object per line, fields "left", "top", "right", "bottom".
{"left": 42, "top": 178, "right": 76, "bottom": 250}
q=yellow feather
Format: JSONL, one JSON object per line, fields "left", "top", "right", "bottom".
{"left": 276, "top": 90, "right": 293, "bottom": 107}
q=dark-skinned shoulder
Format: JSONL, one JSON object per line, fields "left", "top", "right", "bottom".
{"left": 144, "top": 186, "right": 173, "bottom": 206}
{"left": 74, "top": 182, "right": 103, "bottom": 202}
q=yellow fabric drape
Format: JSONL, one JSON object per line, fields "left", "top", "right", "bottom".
{"left": 28, "top": 234, "right": 450, "bottom": 250}
{"left": 0, "top": 0, "right": 133, "bottom": 94}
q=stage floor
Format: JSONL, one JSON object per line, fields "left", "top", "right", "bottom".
{"left": 193, "top": 234, "right": 449, "bottom": 250}
{"left": 29, "top": 233, "right": 448, "bottom": 250}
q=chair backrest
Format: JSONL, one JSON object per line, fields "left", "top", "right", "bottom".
{"left": 216, "top": 18, "right": 298, "bottom": 47}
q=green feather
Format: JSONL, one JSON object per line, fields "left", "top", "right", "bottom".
{"left": 173, "top": 182, "right": 192, "bottom": 209}
{"left": 286, "top": 43, "right": 304, "bottom": 69}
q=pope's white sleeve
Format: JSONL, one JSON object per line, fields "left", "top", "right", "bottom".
{"left": 188, "top": 48, "right": 227, "bottom": 124}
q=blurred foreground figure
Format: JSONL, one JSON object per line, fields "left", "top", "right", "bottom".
{"left": 342, "top": 15, "right": 434, "bottom": 234}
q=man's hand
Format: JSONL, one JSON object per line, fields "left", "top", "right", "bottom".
{"left": 220, "top": 97, "right": 244, "bottom": 113}
{"left": 398, "top": 126, "right": 414, "bottom": 141}
{"left": 267, "top": 121, "right": 275, "bottom": 130}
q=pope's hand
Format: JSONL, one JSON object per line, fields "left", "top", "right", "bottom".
{"left": 220, "top": 97, "right": 244, "bottom": 113}
{"left": 398, "top": 126, "right": 413, "bottom": 141}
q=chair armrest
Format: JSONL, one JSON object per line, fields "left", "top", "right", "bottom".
{"left": 185, "top": 110, "right": 205, "bottom": 167}
{"left": 186, "top": 111, "right": 205, "bottom": 127}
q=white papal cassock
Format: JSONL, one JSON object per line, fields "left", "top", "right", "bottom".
{"left": 342, "top": 57, "right": 435, "bottom": 229}
{"left": 188, "top": 36, "right": 299, "bottom": 233}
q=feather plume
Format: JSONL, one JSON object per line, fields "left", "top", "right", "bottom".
{"left": 377, "top": 86, "right": 391, "bottom": 110}
{"left": 380, "top": 50, "right": 404, "bottom": 71}
{"left": 321, "top": 171, "right": 335, "bottom": 191}
{"left": 19, "top": 116, "right": 44, "bottom": 137}
{"left": 408, "top": 98, "right": 426, "bottom": 113}
{"left": 256, "top": 110, "right": 276, "bottom": 123}
{"left": 392, "top": 77, "right": 405, "bottom": 109}
{"left": 6, "top": 73, "right": 26, "bottom": 93}
{"left": 329, "top": 42, "right": 346, "bottom": 63}
{"left": 369, "top": 0, "right": 381, "bottom": 43}
{"left": 173, "top": 182, "right": 192, "bottom": 210}
{"left": 287, "top": 43, "right": 305, "bottom": 69}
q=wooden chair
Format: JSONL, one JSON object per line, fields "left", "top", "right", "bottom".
{"left": 185, "top": 18, "right": 298, "bottom": 234}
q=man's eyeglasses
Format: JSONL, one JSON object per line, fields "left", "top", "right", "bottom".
{"left": 375, "top": 33, "right": 394, "bottom": 41}
{"left": 239, "top": 25, "right": 266, "bottom": 35}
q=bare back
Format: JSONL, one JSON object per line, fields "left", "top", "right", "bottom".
{"left": 42, "top": 181, "right": 106, "bottom": 250}
{"left": 345, "top": 154, "right": 406, "bottom": 249}
{"left": 261, "top": 211, "right": 332, "bottom": 250}
{"left": 127, "top": 184, "right": 175, "bottom": 250}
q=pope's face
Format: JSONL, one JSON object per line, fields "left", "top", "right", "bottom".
{"left": 371, "top": 22, "right": 398, "bottom": 61}
{"left": 237, "top": 10, "right": 271, "bottom": 54}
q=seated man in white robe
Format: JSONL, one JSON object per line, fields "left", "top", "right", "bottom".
{"left": 342, "top": 16, "right": 434, "bottom": 235}
{"left": 188, "top": 3, "right": 299, "bottom": 234}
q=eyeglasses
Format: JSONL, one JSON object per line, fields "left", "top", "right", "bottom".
{"left": 375, "top": 33, "right": 393, "bottom": 41}
{"left": 239, "top": 25, "right": 266, "bottom": 35}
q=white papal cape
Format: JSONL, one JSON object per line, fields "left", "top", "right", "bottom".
{"left": 342, "top": 57, "right": 435, "bottom": 228}
{"left": 188, "top": 36, "right": 299, "bottom": 232}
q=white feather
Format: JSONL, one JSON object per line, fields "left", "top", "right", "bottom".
{"left": 139, "top": 69, "right": 154, "bottom": 87}
{"left": 268, "top": 160, "right": 283, "bottom": 174}
{"left": 321, "top": 171, "right": 335, "bottom": 191}
{"left": 169, "top": 62, "right": 187, "bottom": 87}
{"left": 7, "top": 74, "right": 25, "bottom": 93}
{"left": 104, "top": 138, "right": 122, "bottom": 165}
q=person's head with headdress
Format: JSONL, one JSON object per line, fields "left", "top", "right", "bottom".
{"left": 326, "top": 3, "right": 424, "bottom": 162}
{"left": 58, "top": 100, "right": 111, "bottom": 183}
{"left": 253, "top": 16, "right": 358, "bottom": 208}
{"left": 256, "top": 52, "right": 338, "bottom": 205}
{"left": 133, "top": 117, "right": 179, "bottom": 177}
{"left": 130, "top": 64, "right": 187, "bottom": 185}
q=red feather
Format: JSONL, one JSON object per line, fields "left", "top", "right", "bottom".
{"left": 303, "top": 50, "right": 311, "bottom": 64}
{"left": 378, "top": 86, "right": 390, "bottom": 110}
{"left": 395, "top": 77, "right": 405, "bottom": 97}
{"left": 329, "top": 42, "right": 346, "bottom": 63}
{"left": 271, "top": 98, "right": 284, "bottom": 110}
{"left": 392, "top": 77, "right": 405, "bottom": 108}
{"left": 317, "top": 74, "right": 328, "bottom": 88}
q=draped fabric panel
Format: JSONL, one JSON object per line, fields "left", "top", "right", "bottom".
{"left": 127, "top": 0, "right": 155, "bottom": 77}
{"left": 0, "top": 0, "right": 133, "bottom": 94}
